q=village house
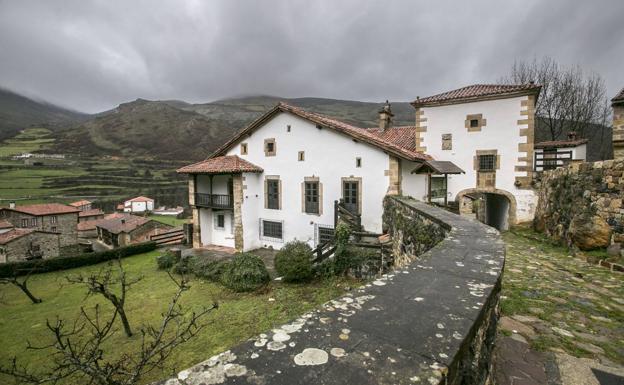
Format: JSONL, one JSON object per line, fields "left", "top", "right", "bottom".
{"left": 0, "top": 203, "right": 79, "bottom": 247}
{"left": 119, "top": 196, "right": 155, "bottom": 213}
{"left": 178, "top": 83, "right": 541, "bottom": 251}
{"left": 0, "top": 228, "right": 60, "bottom": 263}
{"left": 0, "top": 220, "right": 13, "bottom": 234}
{"left": 96, "top": 213, "right": 171, "bottom": 248}
{"left": 533, "top": 132, "right": 588, "bottom": 172}
{"left": 69, "top": 199, "right": 93, "bottom": 211}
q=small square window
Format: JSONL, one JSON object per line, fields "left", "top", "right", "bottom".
{"left": 264, "top": 139, "right": 276, "bottom": 156}
{"left": 298, "top": 151, "right": 305, "bottom": 161}
{"left": 470, "top": 119, "right": 479, "bottom": 128}
{"left": 287, "top": 125, "right": 291, "bottom": 132}
{"left": 356, "top": 157, "right": 362, "bottom": 168}
{"left": 240, "top": 143, "right": 248, "bottom": 155}
{"left": 51, "top": 226, "right": 57, "bottom": 233}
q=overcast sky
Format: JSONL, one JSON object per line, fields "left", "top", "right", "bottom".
{"left": 0, "top": 0, "right": 622, "bottom": 113}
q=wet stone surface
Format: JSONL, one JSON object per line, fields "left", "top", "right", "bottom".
{"left": 155, "top": 201, "right": 505, "bottom": 385}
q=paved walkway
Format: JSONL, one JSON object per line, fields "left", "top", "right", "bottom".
{"left": 493, "top": 228, "right": 624, "bottom": 385}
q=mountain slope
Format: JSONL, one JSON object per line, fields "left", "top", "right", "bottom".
{"left": 0, "top": 88, "right": 88, "bottom": 141}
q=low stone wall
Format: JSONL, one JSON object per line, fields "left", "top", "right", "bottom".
{"left": 156, "top": 196, "right": 505, "bottom": 385}
{"left": 534, "top": 159, "right": 624, "bottom": 252}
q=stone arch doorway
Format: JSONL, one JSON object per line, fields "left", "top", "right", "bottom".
{"left": 455, "top": 188, "right": 517, "bottom": 231}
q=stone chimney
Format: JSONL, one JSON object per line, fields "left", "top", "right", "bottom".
{"left": 612, "top": 88, "right": 624, "bottom": 160}
{"left": 567, "top": 131, "right": 578, "bottom": 141}
{"left": 379, "top": 100, "right": 393, "bottom": 131}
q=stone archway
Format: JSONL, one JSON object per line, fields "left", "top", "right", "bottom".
{"left": 455, "top": 188, "right": 518, "bottom": 229}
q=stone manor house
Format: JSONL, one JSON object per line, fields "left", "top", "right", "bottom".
{"left": 179, "top": 83, "right": 558, "bottom": 251}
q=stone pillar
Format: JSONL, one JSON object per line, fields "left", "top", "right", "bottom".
{"left": 612, "top": 92, "right": 624, "bottom": 160}
{"left": 515, "top": 94, "right": 536, "bottom": 188}
{"left": 233, "top": 173, "right": 244, "bottom": 251}
{"left": 386, "top": 156, "right": 402, "bottom": 195}
{"left": 414, "top": 108, "right": 427, "bottom": 152}
{"left": 188, "top": 175, "right": 196, "bottom": 206}
{"left": 191, "top": 208, "right": 201, "bottom": 248}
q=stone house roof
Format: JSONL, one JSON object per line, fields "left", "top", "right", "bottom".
{"left": 0, "top": 219, "right": 14, "bottom": 229}
{"left": 2, "top": 203, "right": 80, "bottom": 216}
{"left": 0, "top": 228, "right": 36, "bottom": 244}
{"left": 177, "top": 155, "right": 264, "bottom": 174}
{"left": 95, "top": 214, "right": 161, "bottom": 234}
{"left": 209, "top": 102, "right": 431, "bottom": 163}
{"left": 78, "top": 208, "right": 105, "bottom": 218}
{"left": 126, "top": 196, "right": 154, "bottom": 203}
{"left": 411, "top": 83, "right": 541, "bottom": 108}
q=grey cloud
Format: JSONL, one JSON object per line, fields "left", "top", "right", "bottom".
{"left": 0, "top": 0, "right": 622, "bottom": 113}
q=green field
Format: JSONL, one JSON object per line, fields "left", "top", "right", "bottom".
{"left": 0, "top": 128, "right": 54, "bottom": 157}
{"left": 148, "top": 214, "right": 189, "bottom": 227}
{"left": 0, "top": 250, "right": 353, "bottom": 384}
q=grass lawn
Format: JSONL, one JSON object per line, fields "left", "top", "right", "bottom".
{"left": 0, "top": 250, "right": 354, "bottom": 384}
{"left": 148, "top": 214, "right": 189, "bottom": 227}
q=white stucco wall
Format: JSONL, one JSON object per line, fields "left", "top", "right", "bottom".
{"left": 400, "top": 159, "right": 427, "bottom": 200}
{"left": 224, "top": 112, "right": 392, "bottom": 250}
{"left": 124, "top": 200, "right": 154, "bottom": 213}
{"left": 420, "top": 96, "right": 537, "bottom": 223}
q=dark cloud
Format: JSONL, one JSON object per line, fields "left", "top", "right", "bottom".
{"left": 0, "top": 0, "right": 622, "bottom": 113}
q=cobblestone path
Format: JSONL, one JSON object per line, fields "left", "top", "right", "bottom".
{"left": 493, "top": 228, "right": 624, "bottom": 385}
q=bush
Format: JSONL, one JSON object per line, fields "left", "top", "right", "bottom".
{"left": 191, "top": 258, "right": 230, "bottom": 282}
{"left": 274, "top": 241, "right": 313, "bottom": 282}
{"left": 221, "top": 253, "right": 270, "bottom": 292}
{"left": 156, "top": 250, "right": 180, "bottom": 270}
{"left": 0, "top": 242, "right": 157, "bottom": 278}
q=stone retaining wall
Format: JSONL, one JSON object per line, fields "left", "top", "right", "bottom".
{"left": 156, "top": 196, "right": 505, "bottom": 385}
{"left": 534, "top": 159, "right": 624, "bottom": 252}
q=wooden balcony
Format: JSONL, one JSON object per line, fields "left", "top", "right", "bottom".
{"left": 195, "top": 193, "right": 233, "bottom": 209}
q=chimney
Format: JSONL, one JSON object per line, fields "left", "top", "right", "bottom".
{"left": 121, "top": 219, "right": 126, "bottom": 224}
{"left": 567, "top": 131, "right": 578, "bottom": 141}
{"left": 9, "top": 202, "right": 15, "bottom": 209}
{"left": 378, "top": 100, "right": 394, "bottom": 131}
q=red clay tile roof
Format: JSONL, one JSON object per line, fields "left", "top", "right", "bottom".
{"left": 612, "top": 87, "right": 624, "bottom": 104}
{"left": 69, "top": 200, "right": 91, "bottom": 207}
{"left": 3, "top": 203, "right": 80, "bottom": 216}
{"left": 126, "top": 196, "right": 154, "bottom": 203}
{"left": 95, "top": 214, "right": 154, "bottom": 234}
{"left": 411, "top": 84, "right": 541, "bottom": 107}
{"left": 78, "top": 208, "right": 104, "bottom": 218}
{"left": 365, "top": 126, "right": 417, "bottom": 153}
{"left": 207, "top": 103, "right": 430, "bottom": 166}
{"left": 0, "top": 220, "right": 13, "bottom": 229}
{"left": 177, "top": 155, "right": 264, "bottom": 174}
{"left": 0, "top": 228, "right": 35, "bottom": 244}
{"left": 535, "top": 139, "right": 588, "bottom": 149}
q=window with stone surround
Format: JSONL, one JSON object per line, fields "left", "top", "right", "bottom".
{"left": 260, "top": 219, "right": 283, "bottom": 241}
{"left": 478, "top": 154, "right": 496, "bottom": 171}
{"left": 298, "top": 151, "right": 305, "bottom": 161}
{"left": 303, "top": 179, "right": 320, "bottom": 214}
{"left": 356, "top": 157, "right": 362, "bottom": 168}
{"left": 50, "top": 215, "right": 57, "bottom": 224}
{"left": 264, "top": 138, "right": 276, "bottom": 156}
{"left": 265, "top": 176, "right": 281, "bottom": 210}
{"left": 465, "top": 114, "right": 486, "bottom": 132}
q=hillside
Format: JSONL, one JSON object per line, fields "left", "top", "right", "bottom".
{"left": 0, "top": 88, "right": 87, "bottom": 141}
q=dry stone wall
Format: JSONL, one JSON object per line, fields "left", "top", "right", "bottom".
{"left": 534, "top": 160, "right": 624, "bottom": 252}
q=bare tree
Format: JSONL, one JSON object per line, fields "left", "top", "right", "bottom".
{"left": 0, "top": 272, "right": 217, "bottom": 385}
{"left": 0, "top": 264, "right": 42, "bottom": 304}
{"left": 66, "top": 259, "right": 142, "bottom": 337}
{"left": 502, "top": 57, "right": 611, "bottom": 141}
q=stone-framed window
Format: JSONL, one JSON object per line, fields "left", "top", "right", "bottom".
{"left": 50, "top": 215, "right": 57, "bottom": 224}
{"left": 301, "top": 176, "right": 322, "bottom": 215}
{"left": 240, "top": 143, "right": 248, "bottom": 155}
{"left": 465, "top": 114, "right": 486, "bottom": 132}
{"left": 474, "top": 149, "right": 500, "bottom": 188}
{"left": 356, "top": 157, "right": 362, "bottom": 168}
{"left": 441, "top": 134, "right": 452, "bottom": 150}
{"left": 21, "top": 218, "right": 28, "bottom": 227}
{"left": 287, "top": 125, "right": 291, "bottom": 132}
{"left": 298, "top": 151, "right": 305, "bottom": 161}
{"left": 264, "top": 138, "right": 276, "bottom": 156}
{"left": 264, "top": 176, "right": 281, "bottom": 210}
{"left": 260, "top": 219, "right": 283, "bottom": 241}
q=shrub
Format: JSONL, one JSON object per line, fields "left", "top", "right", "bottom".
{"left": 191, "top": 258, "right": 230, "bottom": 282}
{"left": 274, "top": 241, "right": 313, "bottom": 282}
{"left": 0, "top": 242, "right": 157, "bottom": 278}
{"left": 313, "top": 258, "right": 337, "bottom": 280}
{"left": 221, "top": 253, "right": 270, "bottom": 292}
{"left": 172, "top": 256, "right": 192, "bottom": 275}
{"left": 156, "top": 250, "right": 180, "bottom": 270}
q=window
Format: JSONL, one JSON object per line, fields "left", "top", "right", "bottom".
{"left": 304, "top": 181, "right": 320, "bottom": 214}
{"left": 287, "top": 125, "right": 291, "bottom": 132}
{"left": 261, "top": 219, "right": 283, "bottom": 240}
{"left": 465, "top": 114, "right": 486, "bottom": 132}
{"left": 21, "top": 218, "right": 28, "bottom": 228}
{"left": 30, "top": 218, "right": 37, "bottom": 227}
{"left": 298, "top": 151, "right": 305, "bottom": 161}
{"left": 51, "top": 226, "right": 57, "bottom": 233}
{"left": 356, "top": 157, "right": 362, "bottom": 168}
{"left": 264, "top": 138, "right": 276, "bottom": 156}
{"left": 266, "top": 179, "right": 280, "bottom": 209}
{"left": 50, "top": 215, "right": 57, "bottom": 224}
{"left": 215, "top": 214, "right": 225, "bottom": 229}
{"left": 470, "top": 119, "right": 479, "bottom": 128}
{"left": 478, "top": 154, "right": 496, "bottom": 171}
{"left": 240, "top": 143, "right": 248, "bottom": 155}
{"left": 441, "top": 134, "right": 452, "bottom": 150}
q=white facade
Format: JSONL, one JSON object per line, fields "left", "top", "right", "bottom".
{"left": 124, "top": 199, "right": 154, "bottom": 213}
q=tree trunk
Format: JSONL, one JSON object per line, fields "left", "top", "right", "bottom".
{"left": 15, "top": 281, "right": 42, "bottom": 304}
{"left": 117, "top": 308, "right": 133, "bottom": 337}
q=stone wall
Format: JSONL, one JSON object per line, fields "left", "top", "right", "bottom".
{"left": 1, "top": 232, "right": 60, "bottom": 263}
{"left": 1, "top": 211, "right": 78, "bottom": 247}
{"left": 534, "top": 160, "right": 624, "bottom": 251}
{"left": 155, "top": 197, "right": 505, "bottom": 385}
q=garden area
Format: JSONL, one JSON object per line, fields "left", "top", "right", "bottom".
{"left": 0, "top": 235, "right": 371, "bottom": 385}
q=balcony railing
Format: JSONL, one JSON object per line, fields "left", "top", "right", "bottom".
{"left": 195, "top": 193, "right": 233, "bottom": 209}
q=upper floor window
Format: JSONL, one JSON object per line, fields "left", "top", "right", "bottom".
{"left": 50, "top": 215, "right": 57, "bottom": 224}
{"left": 478, "top": 154, "right": 496, "bottom": 171}
{"left": 264, "top": 138, "right": 276, "bottom": 156}
{"left": 240, "top": 143, "right": 248, "bottom": 155}
{"left": 442, "top": 134, "right": 452, "bottom": 150}
{"left": 266, "top": 178, "right": 280, "bottom": 209}
{"left": 465, "top": 114, "right": 486, "bottom": 132}
{"left": 21, "top": 218, "right": 28, "bottom": 228}
{"left": 298, "top": 151, "right": 305, "bottom": 161}
{"left": 470, "top": 119, "right": 479, "bottom": 128}
{"left": 30, "top": 218, "right": 37, "bottom": 227}
{"left": 215, "top": 213, "right": 225, "bottom": 229}
{"left": 287, "top": 125, "right": 291, "bottom": 132}
{"left": 356, "top": 157, "right": 362, "bottom": 168}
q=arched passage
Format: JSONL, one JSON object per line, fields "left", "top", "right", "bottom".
{"left": 455, "top": 188, "right": 517, "bottom": 231}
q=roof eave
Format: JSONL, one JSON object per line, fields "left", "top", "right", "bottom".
{"left": 410, "top": 87, "right": 542, "bottom": 109}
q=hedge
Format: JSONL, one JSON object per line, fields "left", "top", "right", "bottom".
{"left": 0, "top": 242, "right": 157, "bottom": 278}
